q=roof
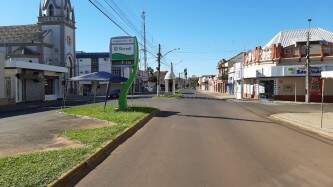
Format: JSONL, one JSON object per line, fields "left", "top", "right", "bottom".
{"left": 265, "top": 28, "right": 333, "bottom": 48}
{"left": 70, "top": 71, "right": 128, "bottom": 82}
{"left": 0, "top": 24, "right": 42, "bottom": 44}
{"left": 165, "top": 71, "right": 176, "bottom": 80}
{"left": 227, "top": 52, "right": 245, "bottom": 64}
{"left": 76, "top": 52, "right": 109, "bottom": 59}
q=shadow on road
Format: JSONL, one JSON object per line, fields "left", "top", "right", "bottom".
{"left": 182, "top": 96, "right": 228, "bottom": 101}
{"left": 177, "top": 114, "right": 273, "bottom": 124}
{"left": 155, "top": 111, "right": 180, "bottom": 118}
{"left": 154, "top": 110, "right": 272, "bottom": 124}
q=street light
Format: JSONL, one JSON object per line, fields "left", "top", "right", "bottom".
{"left": 162, "top": 48, "right": 181, "bottom": 58}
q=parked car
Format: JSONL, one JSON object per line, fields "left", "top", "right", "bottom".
{"left": 108, "top": 89, "right": 121, "bottom": 99}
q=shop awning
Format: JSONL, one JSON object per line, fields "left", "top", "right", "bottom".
{"left": 321, "top": 71, "right": 333, "bottom": 79}
{"left": 69, "top": 71, "right": 128, "bottom": 83}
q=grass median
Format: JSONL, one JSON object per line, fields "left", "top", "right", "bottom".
{"left": 0, "top": 104, "right": 158, "bottom": 187}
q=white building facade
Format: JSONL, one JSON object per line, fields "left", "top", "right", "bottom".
{"left": 0, "top": 0, "right": 76, "bottom": 105}
{"left": 229, "top": 53, "right": 245, "bottom": 99}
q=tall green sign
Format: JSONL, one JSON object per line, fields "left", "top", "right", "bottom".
{"left": 110, "top": 36, "right": 139, "bottom": 111}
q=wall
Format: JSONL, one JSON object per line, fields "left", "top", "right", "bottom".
{"left": 0, "top": 54, "right": 5, "bottom": 102}
{"left": 25, "top": 79, "right": 44, "bottom": 101}
{"left": 277, "top": 77, "right": 305, "bottom": 96}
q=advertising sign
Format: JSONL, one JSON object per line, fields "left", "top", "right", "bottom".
{"left": 286, "top": 66, "right": 322, "bottom": 76}
{"left": 110, "top": 37, "right": 136, "bottom": 61}
{"left": 108, "top": 36, "right": 139, "bottom": 110}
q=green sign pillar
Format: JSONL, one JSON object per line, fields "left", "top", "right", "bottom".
{"left": 112, "top": 37, "right": 139, "bottom": 111}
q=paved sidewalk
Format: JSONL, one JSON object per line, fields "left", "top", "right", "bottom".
{"left": 271, "top": 112, "right": 333, "bottom": 139}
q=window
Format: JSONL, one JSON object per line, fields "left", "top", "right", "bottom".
{"left": 66, "top": 36, "right": 72, "bottom": 46}
{"left": 5, "top": 78, "right": 11, "bottom": 99}
{"left": 91, "top": 58, "right": 99, "bottom": 73}
{"left": 284, "top": 49, "right": 292, "bottom": 55}
{"left": 67, "top": 8, "right": 71, "bottom": 20}
{"left": 48, "top": 4, "right": 54, "bottom": 16}
{"left": 45, "top": 79, "right": 54, "bottom": 95}
{"left": 112, "top": 67, "right": 121, "bottom": 76}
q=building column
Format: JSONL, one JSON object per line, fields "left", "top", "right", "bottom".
{"left": 165, "top": 80, "right": 169, "bottom": 93}
{"left": 172, "top": 79, "right": 176, "bottom": 95}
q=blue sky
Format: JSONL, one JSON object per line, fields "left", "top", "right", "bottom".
{"left": 1, "top": 0, "right": 333, "bottom": 76}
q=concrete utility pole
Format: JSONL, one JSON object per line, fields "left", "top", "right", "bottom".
{"left": 305, "top": 19, "right": 312, "bottom": 103}
{"left": 142, "top": 11, "right": 147, "bottom": 72}
{"left": 157, "top": 44, "right": 161, "bottom": 96}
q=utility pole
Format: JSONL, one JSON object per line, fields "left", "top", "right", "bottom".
{"left": 157, "top": 44, "right": 161, "bottom": 96}
{"left": 142, "top": 11, "right": 147, "bottom": 72}
{"left": 305, "top": 19, "right": 312, "bottom": 103}
{"left": 179, "top": 72, "right": 181, "bottom": 89}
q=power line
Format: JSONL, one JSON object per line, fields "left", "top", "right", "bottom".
{"left": 103, "top": 0, "right": 158, "bottom": 53}
{"left": 102, "top": 0, "right": 143, "bottom": 38}
{"left": 88, "top": 0, "right": 157, "bottom": 56}
{"left": 88, "top": 0, "right": 131, "bottom": 36}
{"left": 88, "top": 0, "right": 170, "bottom": 71}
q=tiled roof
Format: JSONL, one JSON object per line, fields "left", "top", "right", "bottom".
{"left": 265, "top": 28, "right": 333, "bottom": 48}
{"left": 0, "top": 24, "right": 42, "bottom": 44}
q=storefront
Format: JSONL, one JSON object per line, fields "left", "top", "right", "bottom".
{"left": 243, "top": 64, "right": 333, "bottom": 102}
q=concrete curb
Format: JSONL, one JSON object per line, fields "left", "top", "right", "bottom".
{"left": 270, "top": 115, "right": 333, "bottom": 142}
{"left": 231, "top": 100, "right": 333, "bottom": 144}
{"left": 48, "top": 110, "right": 159, "bottom": 187}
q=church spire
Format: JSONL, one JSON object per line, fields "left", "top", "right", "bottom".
{"left": 39, "top": 2, "right": 42, "bottom": 16}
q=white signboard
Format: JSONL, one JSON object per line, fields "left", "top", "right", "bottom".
{"left": 110, "top": 37, "right": 135, "bottom": 57}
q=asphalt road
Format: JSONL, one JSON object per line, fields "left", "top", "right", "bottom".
{"left": 77, "top": 93, "right": 333, "bottom": 187}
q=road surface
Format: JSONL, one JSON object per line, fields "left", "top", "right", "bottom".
{"left": 74, "top": 93, "right": 333, "bottom": 186}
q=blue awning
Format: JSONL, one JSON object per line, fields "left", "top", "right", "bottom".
{"left": 69, "top": 71, "right": 128, "bottom": 83}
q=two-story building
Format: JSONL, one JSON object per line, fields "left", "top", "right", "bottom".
{"left": 215, "top": 59, "right": 228, "bottom": 94}
{"left": 228, "top": 52, "right": 245, "bottom": 99}
{"left": 243, "top": 28, "right": 333, "bottom": 102}
{"left": 76, "top": 52, "right": 146, "bottom": 95}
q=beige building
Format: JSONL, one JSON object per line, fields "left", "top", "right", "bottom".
{"left": 243, "top": 28, "right": 333, "bottom": 102}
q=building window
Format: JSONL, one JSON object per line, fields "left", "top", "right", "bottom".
{"left": 67, "top": 7, "right": 71, "bottom": 20}
{"left": 5, "top": 77, "right": 11, "bottom": 99}
{"left": 91, "top": 58, "right": 99, "bottom": 73}
{"left": 66, "top": 36, "right": 72, "bottom": 46}
{"left": 45, "top": 79, "right": 54, "bottom": 95}
{"left": 284, "top": 49, "right": 292, "bottom": 55}
{"left": 112, "top": 67, "right": 121, "bottom": 76}
{"left": 49, "top": 4, "right": 54, "bottom": 16}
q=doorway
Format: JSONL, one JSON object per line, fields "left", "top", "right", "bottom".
{"left": 260, "top": 80, "right": 275, "bottom": 99}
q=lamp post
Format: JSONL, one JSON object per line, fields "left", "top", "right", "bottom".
{"left": 157, "top": 46, "right": 180, "bottom": 96}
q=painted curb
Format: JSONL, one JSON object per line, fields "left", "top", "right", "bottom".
{"left": 48, "top": 110, "right": 159, "bottom": 187}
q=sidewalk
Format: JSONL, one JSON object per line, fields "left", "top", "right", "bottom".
{"left": 271, "top": 112, "right": 333, "bottom": 139}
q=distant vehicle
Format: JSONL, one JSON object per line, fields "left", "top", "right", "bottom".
{"left": 109, "top": 89, "right": 121, "bottom": 99}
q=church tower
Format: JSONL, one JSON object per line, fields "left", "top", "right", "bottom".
{"left": 38, "top": 0, "right": 76, "bottom": 79}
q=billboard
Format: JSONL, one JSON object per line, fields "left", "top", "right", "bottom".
{"left": 110, "top": 36, "right": 136, "bottom": 61}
